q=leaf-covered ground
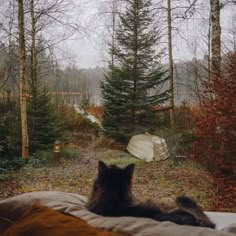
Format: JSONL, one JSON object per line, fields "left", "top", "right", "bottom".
{"left": 0, "top": 146, "right": 235, "bottom": 212}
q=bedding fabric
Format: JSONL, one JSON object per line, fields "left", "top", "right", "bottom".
{"left": 2, "top": 203, "right": 128, "bottom": 236}
{"left": 0, "top": 191, "right": 235, "bottom": 236}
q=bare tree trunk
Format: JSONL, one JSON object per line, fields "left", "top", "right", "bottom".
{"left": 208, "top": 15, "right": 211, "bottom": 81}
{"left": 111, "top": 0, "right": 116, "bottom": 69}
{"left": 210, "top": 0, "right": 221, "bottom": 75}
{"left": 7, "top": 1, "right": 15, "bottom": 96}
{"left": 18, "top": 0, "right": 29, "bottom": 159}
{"left": 30, "top": 0, "right": 38, "bottom": 139}
{"left": 30, "top": 0, "right": 37, "bottom": 103}
{"left": 167, "top": 0, "right": 174, "bottom": 128}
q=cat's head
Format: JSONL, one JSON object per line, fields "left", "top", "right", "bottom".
{"left": 95, "top": 161, "right": 135, "bottom": 193}
{"left": 87, "top": 161, "right": 135, "bottom": 213}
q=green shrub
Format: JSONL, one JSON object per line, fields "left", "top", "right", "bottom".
{"left": 27, "top": 150, "right": 53, "bottom": 168}
{"left": 0, "top": 168, "right": 8, "bottom": 180}
{"left": 63, "top": 108, "right": 102, "bottom": 145}
{"left": 61, "top": 147, "right": 80, "bottom": 159}
{"left": 0, "top": 99, "right": 21, "bottom": 158}
{"left": 0, "top": 157, "right": 25, "bottom": 171}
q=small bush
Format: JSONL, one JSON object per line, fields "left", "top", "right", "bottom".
{"left": 154, "top": 129, "right": 196, "bottom": 159}
{"left": 161, "top": 130, "right": 182, "bottom": 158}
{"left": 0, "top": 168, "right": 8, "bottom": 180}
{"left": 178, "top": 132, "right": 198, "bottom": 154}
{"left": 95, "top": 136, "right": 125, "bottom": 151}
{"left": 63, "top": 107, "right": 102, "bottom": 145}
{"left": 64, "top": 107, "right": 101, "bottom": 134}
{"left": 156, "top": 109, "right": 170, "bottom": 128}
{"left": 0, "top": 99, "right": 21, "bottom": 159}
{"left": 174, "top": 102, "right": 196, "bottom": 131}
{"left": 0, "top": 157, "right": 25, "bottom": 171}
{"left": 27, "top": 150, "right": 53, "bottom": 168}
{"left": 155, "top": 103, "right": 197, "bottom": 131}
{"left": 0, "top": 157, "right": 25, "bottom": 180}
{"left": 61, "top": 147, "right": 80, "bottom": 159}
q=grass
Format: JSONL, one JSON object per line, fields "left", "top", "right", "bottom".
{"left": 0, "top": 146, "right": 235, "bottom": 212}
{"left": 61, "top": 147, "right": 80, "bottom": 159}
{"left": 97, "top": 149, "right": 144, "bottom": 166}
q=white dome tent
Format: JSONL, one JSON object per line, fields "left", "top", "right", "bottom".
{"left": 127, "top": 133, "right": 169, "bottom": 162}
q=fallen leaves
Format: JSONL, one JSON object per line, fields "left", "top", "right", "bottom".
{"left": 0, "top": 146, "right": 235, "bottom": 212}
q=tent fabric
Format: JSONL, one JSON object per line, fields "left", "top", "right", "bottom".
{"left": 127, "top": 133, "right": 169, "bottom": 162}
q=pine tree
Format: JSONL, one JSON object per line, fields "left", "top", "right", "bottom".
{"left": 27, "top": 38, "right": 64, "bottom": 153}
{"left": 102, "top": 0, "right": 169, "bottom": 141}
{"left": 27, "top": 80, "right": 63, "bottom": 152}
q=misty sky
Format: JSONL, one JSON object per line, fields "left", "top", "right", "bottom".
{"left": 60, "top": 0, "right": 236, "bottom": 68}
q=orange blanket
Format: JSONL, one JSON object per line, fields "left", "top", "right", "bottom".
{"left": 3, "top": 203, "right": 127, "bottom": 236}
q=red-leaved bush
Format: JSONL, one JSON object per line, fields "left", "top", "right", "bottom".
{"left": 194, "top": 53, "right": 236, "bottom": 174}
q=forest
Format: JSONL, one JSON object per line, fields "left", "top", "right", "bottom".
{"left": 0, "top": 0, "right": 235, "bottom": 213}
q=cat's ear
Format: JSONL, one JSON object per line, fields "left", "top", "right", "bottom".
{"left": 124, "top": 164, "right": 135, "bottom": 178}
{"left": 98, "top": 161, "right": 108, "bottom": 175}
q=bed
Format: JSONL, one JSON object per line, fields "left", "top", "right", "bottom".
{"left": 0, "top": 191, "right": 235, "bottom": 236}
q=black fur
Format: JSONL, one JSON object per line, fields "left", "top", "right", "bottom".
{"left": 87, "top": 161, "right": 215, "bottom": 228}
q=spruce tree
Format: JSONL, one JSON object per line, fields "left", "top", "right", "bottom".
{"left": 102, "top": 0, "right": 169, "bottom": 141}
{"left": 27, "top": 39, "right": 64, "bottom": 152}
{"left": 27, "top": 80, "right": 63, "bottom": 152}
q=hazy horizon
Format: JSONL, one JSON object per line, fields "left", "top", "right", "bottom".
{"left": 61, "top": 0, "right": 236, "bottom": 69}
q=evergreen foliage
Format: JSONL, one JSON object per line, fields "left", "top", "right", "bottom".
{"left": 102, "top": 0, "right": 169, "bottom": 141}
{"left": 0, "top": 97, "right": 21, "bottom": 158}
{"left": 0, "top": 43, "right": 22, "bottom": 167}
{"left": 0, "top": 39, "right": 64, "bottom": 165}
{"left": 27, "top": 38, "right": 64, "bottom": 152}
{"left": 27, "top": 80, "right": 64, "bottom": 152}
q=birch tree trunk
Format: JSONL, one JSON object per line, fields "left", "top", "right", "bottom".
{"left": 210, "top": 0, "right": 221, "bottom": 75}
{"left": 18, "top": 0, "right": 29, "bottom": 159}
{"left": 167, "top": 0, "right": 174, "bottom": 128}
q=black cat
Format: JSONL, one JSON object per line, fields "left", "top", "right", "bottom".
{"left": 87, "top": 161, "right": 215, "bottom": 228}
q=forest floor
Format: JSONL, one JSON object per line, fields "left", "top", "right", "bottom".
{"left": 0, "top": 141, "right": 235, "bottom": 212}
